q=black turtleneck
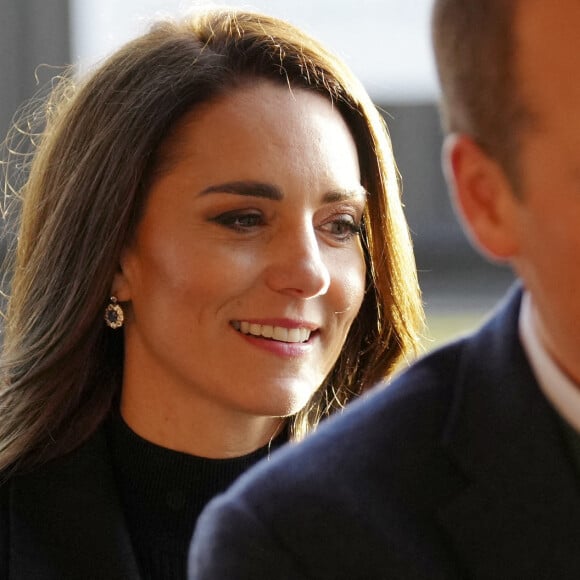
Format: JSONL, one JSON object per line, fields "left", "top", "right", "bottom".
{"left": 107, "top": 413, "right": 286, "bottom": 580}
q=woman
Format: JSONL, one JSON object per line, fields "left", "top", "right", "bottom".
{"left": 0, "top": 8, "right": 423, "bottom": 579}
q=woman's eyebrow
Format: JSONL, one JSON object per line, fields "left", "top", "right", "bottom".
{"left": 199, "top": 181, "right": 368, "bottom": 203}
{"left": 323, "top": 186, "right": 369, "bottom": 203}
{"left": 199, "top": 181, "right": 283, "bottom": 200}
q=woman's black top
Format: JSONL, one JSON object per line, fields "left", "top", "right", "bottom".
{"left": 107, "top": 413, "right": 285, "bottom": 580}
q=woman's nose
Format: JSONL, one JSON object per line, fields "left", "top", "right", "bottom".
{"left": 264, "top": 226, "right": 331, "bottom": 299}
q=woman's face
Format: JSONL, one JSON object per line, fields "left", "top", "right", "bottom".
{"left": 115, "top": 80, "right": 366, "bottom": 427}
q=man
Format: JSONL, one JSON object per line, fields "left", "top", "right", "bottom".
{"left": 189, "top": 0, "right": 580, "bottom": 577}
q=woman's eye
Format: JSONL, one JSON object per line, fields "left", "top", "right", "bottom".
{"left": 320, "top": 216, "right": 362, "bottom": 241}
{"left": 211, "top": 211, "right": 264, "bottom": 231}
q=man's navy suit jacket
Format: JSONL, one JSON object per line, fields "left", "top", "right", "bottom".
{"left": 190, "top": 287, "right": 580, "bottom": 579}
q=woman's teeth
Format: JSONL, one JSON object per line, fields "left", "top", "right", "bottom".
{"left": 231, "top": 321, "right": 311, "bottom": 343}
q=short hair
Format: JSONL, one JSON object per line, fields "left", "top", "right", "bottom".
{"left": 431, "top": 0, "right": 532, "bottom": 184}
{"left": 0, "top": 8, "right": 423, "bottom": 473}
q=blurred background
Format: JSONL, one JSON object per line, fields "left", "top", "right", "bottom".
{"left": 0, "top": 0, "right": 514, "bottom": 349}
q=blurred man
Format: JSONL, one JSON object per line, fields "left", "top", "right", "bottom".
{"left": 189, "top": 0, "right": 580, "bottom": 577}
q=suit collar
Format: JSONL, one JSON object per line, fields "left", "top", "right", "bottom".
{"left": 439, "top": 285, "right": 580, "bottom": 577}
{"left": 8, "top": 427, "right": 141, "bottom": 579}
{"left": 520, "top": 291, "right": 580, "bottom": 432}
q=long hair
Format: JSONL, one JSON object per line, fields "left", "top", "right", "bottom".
{"left": 0, "top": 8, "right": 423, "bottom": 474}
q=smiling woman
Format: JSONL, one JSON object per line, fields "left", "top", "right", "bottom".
{"left": 0, "top": 7, "right": 423, "bottom": 579}
{"left": 116, "top": 81, "right": 367, "bottom": 458}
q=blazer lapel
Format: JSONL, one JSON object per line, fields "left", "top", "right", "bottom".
{"left": 8, "top": 427, "right": 141, "bottom": 580}
{"left": 438, "top": 287, "right": 580, "bottom": 578}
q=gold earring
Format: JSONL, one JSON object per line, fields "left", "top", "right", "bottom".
{"left": 104, "top": 296, "right": 124, "bottom": 329}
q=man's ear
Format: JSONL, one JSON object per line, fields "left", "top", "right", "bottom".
{"left": 442, "top": 133, "right": 520, "bottom": 261}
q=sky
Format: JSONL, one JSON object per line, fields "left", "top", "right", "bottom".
{"left": 70, "top": 0, "right": 439, "bottom": 103}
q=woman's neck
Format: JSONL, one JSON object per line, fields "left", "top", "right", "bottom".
{"left": 119, "top": 387, "right": 286, "bottom": 459}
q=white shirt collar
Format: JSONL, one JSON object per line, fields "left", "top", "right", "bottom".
{"left": 519, "top": 291, "right": 580, "bottom": 432}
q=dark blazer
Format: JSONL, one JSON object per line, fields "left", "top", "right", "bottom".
{"left": 0, "top": 428, "right": 141, "bottom": 580}
{"left": 190, "top": 286, "right": 580, "bottom": 579}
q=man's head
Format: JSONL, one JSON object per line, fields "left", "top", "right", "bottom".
{"left": 432, "top": 0, "right": 533, "bottom": 185}
{"left": 433, "top": 0, "right": 580, "bottom": 382}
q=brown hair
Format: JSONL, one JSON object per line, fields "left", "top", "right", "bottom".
{"left": 0, "top": 8, "right": 423, "bottom": 474}
{"left": 431, "top": 0, "right": 531, "bottom": 184}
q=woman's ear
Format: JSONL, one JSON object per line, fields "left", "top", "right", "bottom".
{"left": 110, "top": 247, "right": 133, "bottom": 302}
{"left": 442, "top": 133, "right": 520, "bottom": 262}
